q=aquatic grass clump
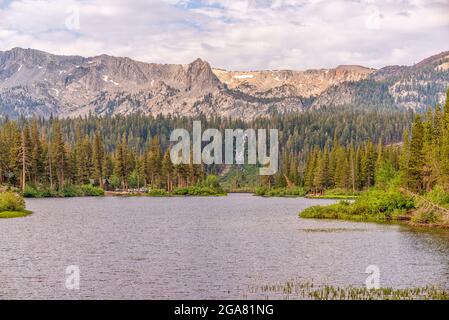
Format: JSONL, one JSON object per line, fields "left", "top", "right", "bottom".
{"left": 249, "top": 280, "right": 449, "bottom": 300}
{"left": 425, "top": 185, "right": 449, "bottom": 207}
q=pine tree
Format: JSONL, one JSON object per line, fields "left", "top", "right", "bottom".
{"left": 360, "top": 141, "right": 376, "bottom": 189}
{"left": 30, "top": 120, "right": 44, "bottom": 185}
{"left": 321, "top": 147, "right": 330, "bottom": 189}
{"left": 422, "top": 109, "right": 437, "bottom": 191}
{"left": 8, "top": 122, "right": 22, "bottom": 186}
{"left": 349, "top": 144, "right": 356, "bottom": 192}
{"left": 440, "top": 89, "right": 449, "bottom": 190}
{"left": 399, "top": 129, "right": 410, "bottom": 187}
{"left": 93, "top": 132, "right": 105, "bottom": 187}
{"left": 408, "top": 115, "right": 425, "bottom": 192}
{"left": 334, "top": 147, "right": 349, "bottom": 189}
{"left": 51, "top": 121, "right": 67, "bottom": 189}
{"left": 114, "top": 134, "right": 131, "bottom": 190}
{"left": 313, "top": 151, "right": 324, "bottom": 194}
{"left": 304, "top": 148, "right": 318, "bottom": 192}
{"left": 19, "top": 125, "right": 32, "bottom": 191}
{"left": 145, "top": 136, "right": 162, "bottom": 188}
{"left": 76, "top": 136, "right": 93, "bottom": 184}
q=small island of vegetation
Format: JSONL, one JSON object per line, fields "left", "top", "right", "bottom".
{"left": 254, "top": 186, "right": 306, "bottom": 197}
{"left": 145, "top": 175, "right": 226, "bottom": 197}
{"left": 0, "top": 191, "right": 32, "bottom": 219}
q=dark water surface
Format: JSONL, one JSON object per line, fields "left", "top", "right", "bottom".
{"left": 1, "top": 194, "right": 449, "bottom": 299}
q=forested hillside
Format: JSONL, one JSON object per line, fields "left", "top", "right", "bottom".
{"left": 0, "top": 105, "right": 414, "bottom": 193}
{"left": 301, "top": 89, "right": 449, "bottom": 195}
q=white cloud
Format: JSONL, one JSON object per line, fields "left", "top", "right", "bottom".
{"left": 0, "top": 0, "right": 448, "bottom": 70}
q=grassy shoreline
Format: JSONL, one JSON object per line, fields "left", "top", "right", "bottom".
{"left": 23, "top": 185, "right": 105, "bottom": 198}
{"left": 0, "top": 210, "right": 33, "bottom": 219}
{"left": 0, "top": 192, "right": 32, "bottom": 219}
{"left": 103, "top": 185, "right": 227, "bottom": 197}
{"left": 300, "top": 187, "right": 449, "bottom": 228}
{"left": 105, "top": 192, "right": 227, "bottom": 197}
{"left": 305, "top": 195, "right": 360, "bottom": 200}
{"left": 254, "top": 187, "right": 360, "bottom": 199}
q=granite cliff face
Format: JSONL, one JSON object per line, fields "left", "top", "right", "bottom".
{"left": 212, "top": 65, "right": 375, "bottom": 98}
{"left": 0, "top": 47, "right": 448, "bottom": 119}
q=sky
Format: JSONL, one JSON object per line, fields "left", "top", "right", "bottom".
{"left": 0, "top": 0, "right": 448, "bottom": 70}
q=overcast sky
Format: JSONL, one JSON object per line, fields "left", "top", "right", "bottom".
{"left": 0, "top": 0, "right": 448, "bottom": 70}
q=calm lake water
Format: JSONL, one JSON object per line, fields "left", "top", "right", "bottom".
{"left": 1, "top": 193, "right": 449, "bottom": 299}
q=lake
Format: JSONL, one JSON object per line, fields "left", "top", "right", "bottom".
{"left": 1, "top": 193, "right": 449, "bottom": 299}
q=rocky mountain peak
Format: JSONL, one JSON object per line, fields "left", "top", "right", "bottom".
{"left": 0, "top": 47, "right": 448, "bottom": 120}
{"left": 185, "top": 58, "right": 222, "bottom": 92}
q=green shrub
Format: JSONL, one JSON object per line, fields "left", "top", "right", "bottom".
{"left": 267, "top": 188, "right": 287, "bottom": 197}
{"left": 300, "top": 202, "right": 349, "bottom": 220}
{"left": 172, "top": 187, "right": 189, "bottom": 195}
{"left": 24, "top": 185, "right": 104, "bottom": 197}
{"left": 172, "top": 186, "right": 225, "bottom": 196}
{"left": 426, "top": 185, "right": 449, "bottom": 206}
{"left": 203, "top": 175, "right": 221, "bottom": 189}
{"left": 189, "top": 186, "right": 217, "bottom": 196}
{"left": 34, "top": 187, "right": 55, "bottom": 197}
{"left": 350, "top": 189, "right": 414, "bottom": 216}
{"left": 23, "top": 185, "right": 42, "bottom": 198}
{"left": 286, "top": 187, "right": 307, "bottom": 196}
{"left": 375, "top": 162, "right": 399, "bottom": 190}
{"left": 200, "top": 175, "right": 225, "bottom": 194}
{"left": 61, "top": 185, "right": 84, "bottom": 197}
{"left": 80, "top": 185, "right": 105, "bottom": 196}
{"left": 0, "top": 192, "right": 26, "bottom": 212}
{"left": 323, "top": 188, "right": 360, "bottom": 196}
{"left": 255, "top": 187, "right": 268, "bottom": 196}
{"left": 301, "top": 188, "right": 415, "bottom": 222}
{"left": 255, "top": 186, "right": 306, "bottom": 197}
{"left": 108, "top": 175, "right": 121, "bottom": 190}
{"left": 148, "top": 189, "right": 168, "bottom": 196}
{"left": 23, "top": 186, "right": 61, "bottom": 198}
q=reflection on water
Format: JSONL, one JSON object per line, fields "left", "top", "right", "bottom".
{"left": 0, "top": 193, "right": 448, "bottom": 299}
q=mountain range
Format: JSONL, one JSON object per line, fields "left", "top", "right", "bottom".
{"left": 0, "top": 47, "right": 448, "bottom": 120}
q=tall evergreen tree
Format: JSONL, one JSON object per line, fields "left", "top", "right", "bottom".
{"left": 93, "top": 132, "right": 105, "bottom": 187}
{"left": 408, "top": 115, "right": 425, "bottom": 192}
{"left": 51, "top": 121, "right": 67, "bottom": 188}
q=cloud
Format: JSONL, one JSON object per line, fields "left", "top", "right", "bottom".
{"left": 0, "top": 0, "right": 448, "bottom": 70}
